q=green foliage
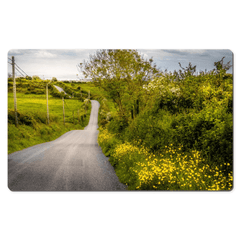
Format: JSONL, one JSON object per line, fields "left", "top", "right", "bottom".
{"left": 96, "top": 56, "right": 233, "bottom": 190}
{"left": 25, "top": 76, "right": 32, "bottom": 80}
{"left": 32, "top": 75, "right": 41, "bottom": 80}
{"left": 81, "top": 49, "right": 160, "bottom": 119}
{"left": 178, "top": 62, "right": 197, "bottom": 79}
{"left": 214, "top": 57, "right": 232, "bottom": 74}
{"left": 56, "top": 81, "right": 88, "bottom": 100}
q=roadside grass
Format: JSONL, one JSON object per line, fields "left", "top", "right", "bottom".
{"left": 8, "top": 122, "right": 83, "bottom": 154}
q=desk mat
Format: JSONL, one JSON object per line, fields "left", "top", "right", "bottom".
{"left": 8, "top": 49, "right": 233, "bottom": 191}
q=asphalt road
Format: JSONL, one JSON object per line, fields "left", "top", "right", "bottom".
{"left": 8, "top": 100, "right": 126, "bottom": 191}
{"left": 53, "top": 85, "right": 67, "bottom": 95}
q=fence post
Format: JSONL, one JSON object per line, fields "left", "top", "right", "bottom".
{"left": 12, "top": 56, "right": 18, "bottom": 127}
{"left": 62, "top": 97, "right": 65, "bottom": 126}
{"left": 46, "top": 83, "right": 50, "bottom": 124}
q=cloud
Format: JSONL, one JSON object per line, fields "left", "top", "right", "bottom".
{"left": 33, "top": 50, "right": 57, "bottom": 58}
{"left": 8, "top": 49, "right": 233, "bottom": 79}
{"left": 162, "top": 49, "right": 208, "bottom": 56}
{"left": 139, "top": 49, "right": 173, "bottom": 60}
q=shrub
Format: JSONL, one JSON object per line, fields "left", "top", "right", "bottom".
{"left": 111, "top": 141, "right": 233, "bottom": 190}
{"left": 98, "top": 127, "right": 121, "bottom": 158}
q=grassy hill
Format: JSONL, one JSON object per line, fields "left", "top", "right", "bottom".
{"left": 8, "top": 78, "right": 92, "bottom": 154}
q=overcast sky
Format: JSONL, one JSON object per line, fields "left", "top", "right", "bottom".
{"left": 8, "top": 49, "right": 233, "bottom": 80}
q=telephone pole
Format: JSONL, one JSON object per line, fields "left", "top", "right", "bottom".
{"left": 12, "top": 56, "right": 18, "bottom": 127}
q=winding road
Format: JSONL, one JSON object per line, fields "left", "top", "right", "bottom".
{"left": 8, "top": 100, "right": 126, "bottom": 191}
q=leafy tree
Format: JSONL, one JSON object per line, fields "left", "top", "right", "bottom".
{"left": 214, "top": 57, "right": 232, "bottom": 74}
{"left": 80, "top": 49, "right": 159, "bottom": 118}
{"left": 25, "top": 76, "right": 32, "bottom": 80}
{"left": 52, "top": 77, "right": 57, "bottom": 82}
{"left": 178, "top": 62, "right": 196, "bottom": 79}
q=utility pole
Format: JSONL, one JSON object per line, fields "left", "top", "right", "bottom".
{"left": 62, "top": 97, "right": 65, "bottom": 126}
{"left": 46, "top": 83, "right": 50, "bottom": 124}
{"left": 12, "top": 56, "right": 18, "bottom": 127}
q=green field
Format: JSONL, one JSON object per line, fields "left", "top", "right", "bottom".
{"left": 8, "top": 92, "right": 87, "bottom": 124}
{"left": 8, "top": 79, "right": 92, "bottom": 154}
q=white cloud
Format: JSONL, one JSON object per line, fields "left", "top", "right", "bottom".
{"left": 33, "top": 50, "right": 57, "bottom": 58}
{"left": 176, "top": 49, "right": 207, "bottom": 54}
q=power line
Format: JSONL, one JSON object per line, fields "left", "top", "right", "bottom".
{"left": 15, "top": 63, "right": 28, "bottom": 76}
{"left": 8, "top": 62, "right": 25, "bottom": 77}
{"left": 15, "top": 67, "right": 25, "bottom": 77}
{"left": 15, "top": 64, "right": 26, "bottom": 76}
{"left": 8, "top": 58, "right": 29, "bottom": 76}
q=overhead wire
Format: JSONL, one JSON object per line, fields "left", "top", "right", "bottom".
{"left": 8, "top": 57, "right": 29, "bottom": 77}
{"left": 15, "top": 67, "right": 25, "bottom": 77}
{"left": 8, "top": 61, "right": 24, "bottom": 77}
{"left": 15, "top": 64, "right": 26, "bottom": 76}
{"left": 15, "top": 63, "right": 28, "bottom": 76}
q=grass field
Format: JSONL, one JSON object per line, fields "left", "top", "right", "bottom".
{"left": 8, "top": 79, "right": 92, "bottom": 154}
{"left": 8, "top": 92, "right": 88, "bottom": 124}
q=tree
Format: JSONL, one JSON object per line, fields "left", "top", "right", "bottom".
{"left": 32, "top": 75, "right": 41, "bottom": 80}
{"left": 80, "top": 49, "right": 159, "bottom": 118}
{"left": 214, "top": 57, "right": 232, "bottom": 74}
{"left": 52, "top": 77, "right": 57, "bottom": 82}
{"left": 178, "top": 62, "right": 196, "bottom": 79}
{"left": 25, "top": 76, "right": 32, "bottom": 80}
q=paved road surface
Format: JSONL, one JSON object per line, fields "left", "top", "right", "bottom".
{"left": 8, "top": 100, "right": 126, "bottom": 191}
{"left": 53, "top": 85, "right": 69, "bottom": 96}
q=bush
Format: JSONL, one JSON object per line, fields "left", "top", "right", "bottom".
{"left": 98, "top": 127, "right": 121, "bottom": 159}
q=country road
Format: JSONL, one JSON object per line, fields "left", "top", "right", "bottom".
{"left": 8, "top": 100, "right": 126, "bottom": 191}
{"left": 53, "top": 85, "right": 67, "bottom": 94}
